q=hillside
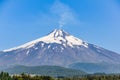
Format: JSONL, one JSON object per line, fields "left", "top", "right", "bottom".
{"left": 3, "top": 65, "right": 87, "bottom": 77}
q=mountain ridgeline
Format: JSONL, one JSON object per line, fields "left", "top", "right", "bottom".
{"left": 0, "top": 29, "right": 120, "bottom": 74}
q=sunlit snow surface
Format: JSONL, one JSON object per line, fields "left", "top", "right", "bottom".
{"left": 3, "top": 29, "right": 88, "bottom": 52}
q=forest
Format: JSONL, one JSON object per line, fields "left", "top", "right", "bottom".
{"left": 0, "top": 72, "right": 120, "bottom": 80}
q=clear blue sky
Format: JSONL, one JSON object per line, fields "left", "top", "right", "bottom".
{"left": 0, "top": 0, "right": 120, "bottom": 53}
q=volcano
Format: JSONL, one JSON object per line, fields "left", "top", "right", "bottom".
{"left": 0, "top": 29, "right": 120, "bottom": 73}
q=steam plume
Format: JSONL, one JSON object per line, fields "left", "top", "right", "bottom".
{"left": 50, "top": 1, "right": 80, "bottom": 29}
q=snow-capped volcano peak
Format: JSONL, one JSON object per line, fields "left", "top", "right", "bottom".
{"left": 49, "top": 29, "right": 70, "bottom": 38}
{"left": 2, "top": 29, "right": 120, "bottom": 72}
{"left": 38, "top": 29, "right": 88, "bottom": 47}
{"left": 3, "top": 29, "right": 88, "bottom": 52}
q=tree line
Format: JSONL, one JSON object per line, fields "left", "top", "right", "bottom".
{"left": 1, "top": 72, "right": 120, "bottom": 80}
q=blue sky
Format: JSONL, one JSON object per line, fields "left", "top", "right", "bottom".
{"left": 0, "top": 0, "right": 120, "bottom": 53}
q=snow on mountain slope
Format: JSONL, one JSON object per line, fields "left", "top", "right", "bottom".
{"left": 3, "top": 29, "right": 88, "bottom": 52}
{"left": 1, "top": 29, "right": 120, "bottom": 73}
{"left": 1, "top": 29, "right": 120, "bottom": 72}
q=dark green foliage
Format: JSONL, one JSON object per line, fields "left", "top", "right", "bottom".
{"left": 1, "top": 72, "right": 120, "bottom": 80}
{"left": 0, "top": 72, "right": 12, "bottom": 80}
{"left": 12, "top": 73, "right": 55, "bottom": 80}
{"left": 60, "top": 75, "right": 120, "bottom": 80}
